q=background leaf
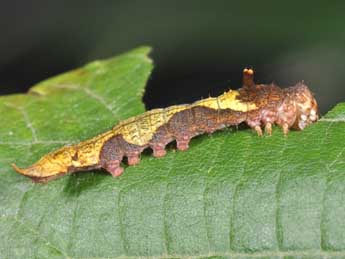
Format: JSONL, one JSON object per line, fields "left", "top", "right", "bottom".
{"left": 0, "top": 46, "right": 345, "bottom": 259}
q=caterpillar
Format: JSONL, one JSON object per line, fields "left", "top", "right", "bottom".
{"left": 12, "top": 69, "right": 319, "bottom": 183}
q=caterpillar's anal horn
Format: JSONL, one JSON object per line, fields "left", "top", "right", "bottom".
{"left": 243, "top": 68, "right": 255, "bottom": 88}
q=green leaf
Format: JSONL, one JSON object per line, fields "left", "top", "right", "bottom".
{"left": 0, "top": 46, "right": 344, "bottom": 259}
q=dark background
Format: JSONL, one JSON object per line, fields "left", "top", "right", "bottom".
{"left": 1, "top": 1, "right": 345, "bottom": 114}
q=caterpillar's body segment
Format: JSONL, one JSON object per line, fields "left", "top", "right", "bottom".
{"left": 12, "top": 69, "right": 319, "bottom": 182}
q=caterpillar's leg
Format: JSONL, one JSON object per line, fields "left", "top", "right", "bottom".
{"left": 261, "top": 110, "right": 276, "bottom": 136}
{"left": 149, "top": 126, "right": 172, "bottom": 158}
{"left": 176, "top": 135, "right": 191, "bottom": 151}
{"left": 282, "top": 123, "right": 289, "bottom": 136}
{"left": 127, "top": 153, "right": 140, "bottom": 165}
{"left": 254, "top": 125, "right": 263, "bottom": 136}
{"left": 246, "top": 113, "right": 263, "bottom": 136}
{"left": 264, "top": 122, "right": 272, "bottom": 135}
{"left": 151, "top": 144, "right": 167, "bottom": 158}
{"left": 248, "top": 121, "right": 263, "bottom": 136}
{"left": 104, "top": 160, "right": 124, "bottom": 177}
{"left": 100, "top": 136, "right": 125, "bottom": 177}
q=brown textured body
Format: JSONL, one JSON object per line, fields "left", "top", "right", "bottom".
{"left": 12, "top": 69, "right": 319, "bottom": 182}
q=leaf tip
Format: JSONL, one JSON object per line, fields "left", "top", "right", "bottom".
{"left": 128, "top": 45, "right": 153, "bottom": 64}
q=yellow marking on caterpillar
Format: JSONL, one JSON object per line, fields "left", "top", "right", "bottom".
{"left": 195, "top": 90, "right": 257, "bottom": 111}
{"left": 113, "top": 90, "right": 257, "bottom": 146}
{"left": 113, "top": 105, "right": 189, "bottom": 146}
{"left": 13, "top": 131, "right": 115, "bottom": 178}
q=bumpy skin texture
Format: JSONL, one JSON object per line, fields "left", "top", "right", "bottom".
{"left": 12, "top": 69, "right": 319, "bottom": 182}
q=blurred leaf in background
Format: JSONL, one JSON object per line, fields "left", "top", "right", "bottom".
{"left": 1, "top": 1, "right": 345, "bottom": 113}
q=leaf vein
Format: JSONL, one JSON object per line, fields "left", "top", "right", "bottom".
{"left": 4, "top": 103, "right": 38, "bottom": 142}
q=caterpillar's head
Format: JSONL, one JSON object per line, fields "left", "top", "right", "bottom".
{"left": 12, "top": 146, "right": 76, "bottom": 182}
{"left": 288, "top": 82, "right": 319, "bottom": 130}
